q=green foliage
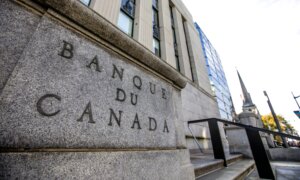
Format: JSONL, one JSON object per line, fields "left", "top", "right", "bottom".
{"left": 261, "top": 114, "right": 297, "bottom": 145}
{"left": 261, "top": 114, "right": 296, "bottom": 134}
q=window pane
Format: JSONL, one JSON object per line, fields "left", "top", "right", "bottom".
{"left": 80, "top": 0, "right": 91, "bottom": 6}
{"left": 152, "top": 0, "right": 158, "bottom": 9}
{"left": 153, "top": 39, "right": 160, "bottom": 56}
{"left": 152, "top": 10, "right": 159, "bottom": 39}
{"left": 118, "top": 11, "right": 133, "bottom": 37}
{"left": 175, "top": 56, "right": 180, "bottom": 71}
{"left": 121, "top": 0, "right": 135, "bottom": 18}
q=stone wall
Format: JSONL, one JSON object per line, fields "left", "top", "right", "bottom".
{"left": 181, "top": 83, "right": 228, "bottom": 153}
{"left": 0, "top": 0, "right": 194, "bottom": 179}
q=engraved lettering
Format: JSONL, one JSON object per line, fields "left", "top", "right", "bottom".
{"left": 58, "top": 40, "right": 73, "bottom": 59}
{"left": 163, "top": 120, "right": 169, "bottom": 133}
{"left": 37, "top": 94, "right": 61, "bottom": 116}
{"left": 87, "top": 55, "right": 102, "bottom": 72}
{"left": 133, "top": 75, "right": 142, "bottom": 90}
{"left": 162, "top": 88, "right": 167, "bottom": 99}
{"left": 112, "top": 64, "right": 124, "bottom": 81}
{"left": 108, "top": 108, "right": 122, "bottom": 127}
{"left": 77, "top": 102, "right": 95, "bottom": 123}
{"left": 130, "top": 93, "right": 138, "bottom": 105}
{"left": 131, "top": 113, "right": 142, "bottom": 129}
{"left": 149, "top": 117, "right": 157, "bottom": 131}
{"left": 149, "top": 82, "right": 156, "bottom": 94}
{"left": 115, "top": 88, "right": 126, "bottom": 102}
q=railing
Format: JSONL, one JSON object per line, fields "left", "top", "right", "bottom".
{"left": 187, "top": 118, "right": 300, "bottom": 180}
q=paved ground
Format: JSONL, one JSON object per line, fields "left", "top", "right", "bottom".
{"left": 273, "top": 161, "right": 300, "bottom": 180}
{"left": 246, "top": 161, "right": 300, "bottom": 180}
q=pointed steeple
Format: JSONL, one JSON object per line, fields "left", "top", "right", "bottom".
{"left": 237, "top": 70, "right": 254, "bottom": 108}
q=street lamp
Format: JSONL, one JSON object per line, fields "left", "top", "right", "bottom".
{"left": 292, "top": 92, "right": 300, "bottom": 109}
{"left": 292, "top": 92, "right": 300, "bottom": 119}
{"left": 263, "top": 91, "right": 289, "bottom": 148}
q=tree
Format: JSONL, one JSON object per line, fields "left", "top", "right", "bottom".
{"left": 261, "top": 114, "right": 297, "bottom": 144}
{"left": 261, "top": 114, "right": 295, "bottom": 133}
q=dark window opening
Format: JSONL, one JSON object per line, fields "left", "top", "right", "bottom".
{"left": 152, "top": 0, "right": 160, "bottom": 56}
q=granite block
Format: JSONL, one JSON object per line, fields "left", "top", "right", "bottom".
{"left": 0, "top": 150, "right": 194, "bottom": 180}
{"left": 226, "top": 127, "right": 253, "bottom": 158}
{"left": 0, "top": 15, "right": 178, "bottom": 149}
{"left": 0, "top": 0, "right": 41, "bottom": 94}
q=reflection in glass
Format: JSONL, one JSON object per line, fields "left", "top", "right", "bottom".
{"left": 121, "top": 0, "right": 135, "bottom": 18}
{"left": 152, "top": 0, "right": 160, "bottom": 57}
{"left": 195, "top": 22, "right": 234, "bottom": 120}
{"left": 118, "top": 11, "right": 133, "bottom": 37}
{"left": 80, "top": 0, "right": 91, "bottom": 6}
{"left": 153, "top": 39, "right": 160, "bottom": 56}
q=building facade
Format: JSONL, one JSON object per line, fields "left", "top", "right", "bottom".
{"left": 81, "top": 0, "right": 227, "bottom": 149}
{"left": 195, "top": 23, "right": 234, "bottom": 120}
{"left": 0, "top": 0, "right": 229, "bottom": 179}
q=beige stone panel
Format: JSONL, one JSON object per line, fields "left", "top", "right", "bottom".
{"left": 184, "top": 21, "right": 213, "bottom": 95}
{"left": 182, "top": 21, "right": 198, "bottom": 83}
{"left": 181, "top": 83, "right": 226, "bottom": 151}
{"left": 158, "top": 0, "right": 176, "bottom": 67}
{"left": 90, "top": 0, "right": 120, "bottom": 25}
{"left": 172, "top": 7, "right": 192, "bottom": 80}
{"left": 134, "top": 0, "right": 153, "bottom": 50}
{"left": 170, "top": 0, "right": 193, "bottom": 23}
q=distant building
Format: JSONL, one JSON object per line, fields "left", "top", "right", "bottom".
{"left": 195, "top": 23, "right": 234, "bottom": 120}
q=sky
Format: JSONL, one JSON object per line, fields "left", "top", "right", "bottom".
{"left": 182, "top": 0, "right": 300, "bottom": 133}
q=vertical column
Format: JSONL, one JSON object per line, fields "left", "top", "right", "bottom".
{"left": 133, "top": 0, "right": 153, "bottom": 50}
{"left": 172, "top": 8, "right": 192, "bottom": 80}
{"left": 188, "top": 24, "right": 213, "bottom": 93}
{"left": 90, "top": 0, "right": 121, "bottom": 25}
{"left": 182, "top": 21, "right": 200, "bottom": 85}
{"left": 158, "top": 0, "right": 175, "bottom": 64}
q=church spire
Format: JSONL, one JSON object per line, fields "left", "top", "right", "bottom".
{"left": 237, "top": 70, "right": 254, "bottom": 108}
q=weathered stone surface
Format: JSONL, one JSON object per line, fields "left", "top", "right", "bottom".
{"left": 0, "top": 15, "right": 178, "bottom": 149}
{"left": 0, "top": 1, "right": 196, "bottom": 180}
{"left": 0, "top": 0, "right": 41, "bottom": 94}
{"left": 269, "top": 148, "right": 300, "bottom": 161}
{"left": 276, "top": 166, "right": 300, "bottom": 180}
{"left": 0, "top": 150, "right": 194, "bottom": 180}
{"left": 226, "top": 127, "right": 253, "bottom": 158}
{"left": 181, "top": 84, "right": 217, "bottom": 144}
{"left": 181, "top": 83, "right": 229, "bottom": 153}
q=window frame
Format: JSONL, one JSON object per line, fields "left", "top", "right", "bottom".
{"left": 152, "top": 0, "right": 160, "bottom": 57}
{"left": 118, "top": 0, "right": 136, "bottom": 37}
{"left": 80, "top": 0, "right": 91, "bottom": 6}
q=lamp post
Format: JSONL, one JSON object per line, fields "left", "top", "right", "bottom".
{"left": 292, "top": 92, "right": 300, "bottom": 119}
{"left": 263, "top": 91, "right": 288, "bottom": 148}
{"left": 292, "top": 92, "right": 300, "bottom": 110}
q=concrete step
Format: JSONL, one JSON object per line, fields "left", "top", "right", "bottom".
{"left": 226, "top": 154, "right": 244, "bottom": 165}
{"left": 196, "top": 159, "right": 255, "bottom": 180}
{"left": 246, "top": 161, "right": 300, "bottom": 179}
{"left": 273, "top": 161, "right": 300, "bottom": 180}
{"left": 191, "top": 151, "right": 244, "bottom": 178}
{"left": 191, "top": 155, "right": 224, "bottom": 178}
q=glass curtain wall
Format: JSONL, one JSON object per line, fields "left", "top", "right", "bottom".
{"left": 195, "top": 22, "right": 234, "bottom": 120}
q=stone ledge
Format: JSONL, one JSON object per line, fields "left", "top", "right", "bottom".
{"left": 26, "top": 0, "right": 187, "bottom": 89}
{"left": 269, "top": 148, "right": 300, "bottom": 161}
{"left": 0, "top": 150, "right": 194, "bottom": 180}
